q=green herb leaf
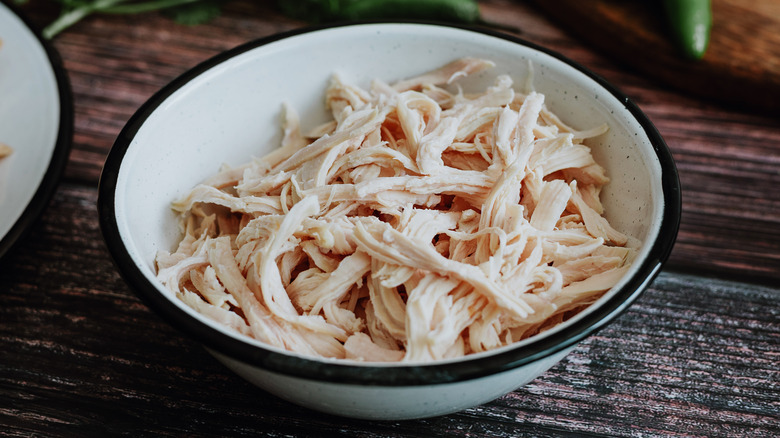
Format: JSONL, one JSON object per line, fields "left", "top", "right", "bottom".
{"left": 104, "top": 0, "right": 204, "bottom": 14}
{"left": 41, "top": 0, "right": 223, "bottom": 38}
{"left": 164, "top": 0, "right": 221, "bottom": 26}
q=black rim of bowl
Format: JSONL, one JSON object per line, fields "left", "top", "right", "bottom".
{"left": 97, "top": 21, "right": 682, "bottom": 386}
{"left": 0, "top": 1, "right": 74, "bottom": 263}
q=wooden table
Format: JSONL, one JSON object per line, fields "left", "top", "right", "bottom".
{"left": 2, "top": 1, "right": 778, "bottom": 436}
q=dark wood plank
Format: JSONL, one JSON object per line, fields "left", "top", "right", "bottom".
{"left": 1, "top": 183, "right": 777, "bottom": 437}
{"left": 529, "top": 0, "right": 780, "bottom": 113}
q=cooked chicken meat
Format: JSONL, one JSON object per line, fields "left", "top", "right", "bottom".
{"left": 0, "top": 143, "right": 12, "bottom": 160}
{"left": 156, "top": 58, "right": 638, "bottom": 362}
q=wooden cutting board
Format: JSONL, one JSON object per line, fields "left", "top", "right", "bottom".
{"left": 529, "top": 0, "right": 780, "bottom": 113}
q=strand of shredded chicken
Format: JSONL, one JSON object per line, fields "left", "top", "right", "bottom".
{"left": 0, "top": 143, "right": 11, "bottom": 159}
{"left": 156, "top": 58, "right": 639, "bottom": 363}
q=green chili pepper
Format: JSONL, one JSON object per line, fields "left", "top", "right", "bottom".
{"left": 278, "top": 0, "right": 480, "bottom": 25}
{"left": 663, "top": 0, "right": 712, "bottom": 60}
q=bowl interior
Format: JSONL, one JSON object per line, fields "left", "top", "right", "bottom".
{"left": 110, "top": 23, "right": 668, "bottom": 368}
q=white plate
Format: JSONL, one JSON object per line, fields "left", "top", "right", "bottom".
{"left": 0, "top": 1, "right": 72, "bottom": 261}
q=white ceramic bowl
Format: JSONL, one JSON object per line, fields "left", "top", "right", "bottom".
{"left": 98, "top": 23, "right": 681, "bottom": 420}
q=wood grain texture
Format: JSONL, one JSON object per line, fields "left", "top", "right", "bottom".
{"left": 3, "top": 1, "right": 780, "bottom": 435}
{"left": 529, "top": 0, "right": 780, "bottom": 113}
{"left": 1, "top": 184, "right": 778, "bottom": 437}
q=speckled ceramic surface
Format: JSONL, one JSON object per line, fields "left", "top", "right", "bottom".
{"left": 98, "top": 23, "right": 681, "bottom": 419}
{"left": 209, "top": 346, "right": 574, "bottom": 419}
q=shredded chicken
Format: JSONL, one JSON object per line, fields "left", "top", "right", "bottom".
{"left": 156, "top": 58, "right": 639, "bottom": 363}
{"left": 0, "top": 143, "right": 11, "bottom": 159}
